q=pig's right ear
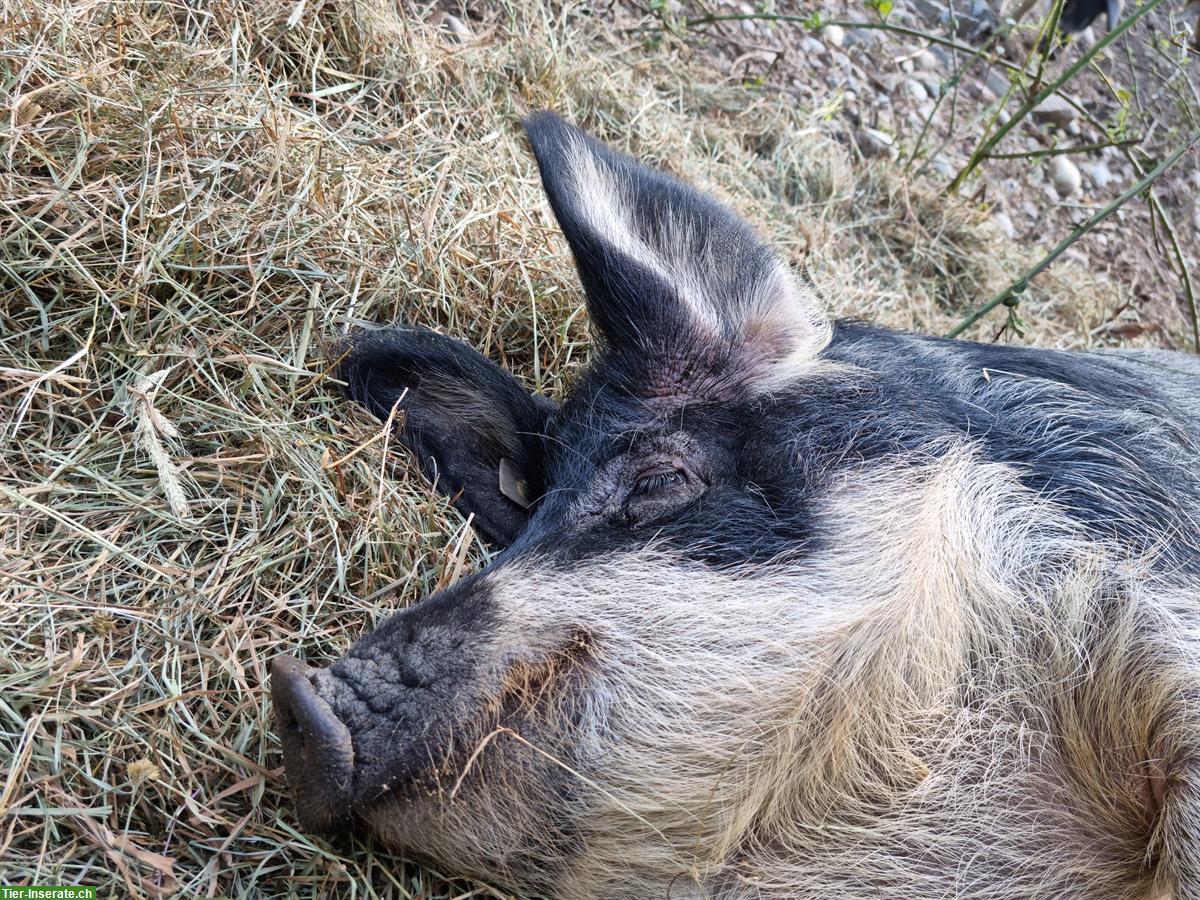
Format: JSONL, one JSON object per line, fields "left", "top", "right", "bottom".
{"left": 336, "top": 326, "right": 556, "bottom": 548}
{"left": 523, "top": 112, "right": 829, "bottom": 400}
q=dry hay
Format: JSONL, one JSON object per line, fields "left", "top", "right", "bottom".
{"left": 0, "top": 0, "right": 1149, "bottom": 896}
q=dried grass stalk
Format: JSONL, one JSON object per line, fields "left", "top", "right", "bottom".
{"left": 128, "top": 367, "right": 192, "bottom": 520}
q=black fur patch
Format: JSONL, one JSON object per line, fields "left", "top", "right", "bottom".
{"left": 811, "top": 322, "right": 1200, "bottom": 572}
{"left": 337, "top": 325, "right": 556, "bottom": 547}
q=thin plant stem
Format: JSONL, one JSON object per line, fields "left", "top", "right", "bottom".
{"left": 946, "top": 0, "right": 1171, "bottom": 192}
{"left": 945, "top": 129, "right": 1200, "bottom": 338}
{"left": 986, "top": 136, "right": 1141, "bottom": 159}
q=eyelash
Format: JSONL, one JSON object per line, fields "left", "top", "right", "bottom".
{"left": 631, "top": 468, "right": 686, "bottom": 496}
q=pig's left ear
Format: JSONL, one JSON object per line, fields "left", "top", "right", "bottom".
{"left": 337, "top": 326, "right": 556, "bottom": 548}
{"left": 523, "top": 112, "right": 830, "bottom": 397}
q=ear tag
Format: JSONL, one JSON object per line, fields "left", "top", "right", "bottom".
{"left": 498, "top": 457, "right": 532, "bottom": 509}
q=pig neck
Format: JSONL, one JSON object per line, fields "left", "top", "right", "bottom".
{"left": 717, "top": 449, "right": 1166, "bottom": 898}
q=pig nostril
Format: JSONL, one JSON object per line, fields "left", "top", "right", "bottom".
{"left": 400, "top": 673, "right": 423, "bottom": 689}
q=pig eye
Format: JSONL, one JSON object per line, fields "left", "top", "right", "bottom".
{"left": 631, "top": 467, "right": 686, "bottom": 496}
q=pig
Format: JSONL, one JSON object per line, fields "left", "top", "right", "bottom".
{"left": 272, "top": 112, "right": 1200, "bottom": 899}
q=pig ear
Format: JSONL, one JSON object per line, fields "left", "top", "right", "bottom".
{"left": 337, "top": 326, "right": 556, "bottom": 548}
{"left": 523, "top": 112, "right": 830, "bottom": 397}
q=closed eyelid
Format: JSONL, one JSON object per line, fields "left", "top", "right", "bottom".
{"left": 634, "top": 459, "right": 687, "bottom": 478}
{"left": 631, "top": 468, "right": 687, "bottom": 495}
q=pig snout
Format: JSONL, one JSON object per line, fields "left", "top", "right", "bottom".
{"left": 272, "top": 656, "right": 356, "bottom": 832}
{"left": 272, "top": 583, "right": 496, "bottom": 830}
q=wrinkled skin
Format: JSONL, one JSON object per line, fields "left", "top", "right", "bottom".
{"left": 273, "top": 113, "right": 1200, "bottom": 899}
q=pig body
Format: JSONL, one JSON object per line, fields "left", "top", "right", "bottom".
{"left": 273, "top": 114, "right": 1200, "bottom": 899}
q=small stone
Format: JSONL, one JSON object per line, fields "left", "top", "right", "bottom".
{"left": 993, "top": 211, "right": 1016, "bottom": 239}
{"left": 1080, "top": 161, "right": 1116, "bottom": 190}
{"left": 904, "top": 78, "right": 930, "bottom": 103}
{"left": 1067, "top": 120, "right": 1082, "bottom": 136}
{"left": 931, "top": 154, "right": 955, "bottom": 177}
{"left": 440, "top": 14, "right": 472, "bottom": 42}
{"left": 845, "top": 24, "right": 884, "bottom": 46}
{"left": 911, "top": 0, "right": 991, "bottom": 34}
{"left": 916, "top": 49, "right": 940, "bottom": 70}
{"left": 1032, "top": 94, "right": 1077, "bottom": 128}
{"left": 1193, "top": 206, "right": 1200, "bottom": 231}
{"left": 981, "top": 70, "right": 1010, "bottom": 102}
{"left": 856, "top": 128, "right": 898, "bottom": 159}
{"left": 1021, "top": 201, "right": 1039, "bottom": 219}
{"left": 823, "top": 24, "right": 846, "bottom": 47}
{"left": 1051, "top": 156, "right": 1082, "bottom": 197}
{"left": 737, "top": 4, "right": 761, "bottom": 34}
{"left": 969, "top": 0, "right": 998, "bottom": 31}
{"left": 800, "top": 36, "right": 826, "bottom": 56}
{"left": 912, "top": 71, "right": 943, "bottom": 96}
